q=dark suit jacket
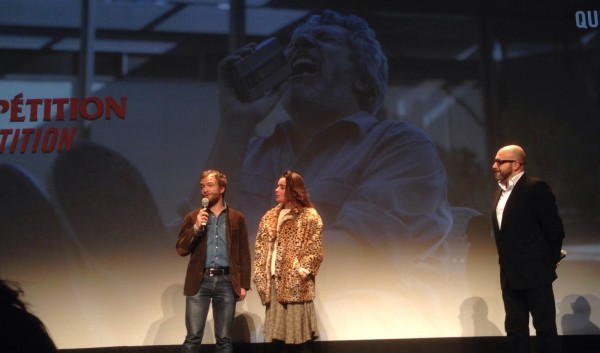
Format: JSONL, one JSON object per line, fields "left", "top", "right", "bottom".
{"left": 176, "top": 206, "right": 251, "bottom": 298}
{"left": 492, "top": 173, "right": 565, "bottom": 290}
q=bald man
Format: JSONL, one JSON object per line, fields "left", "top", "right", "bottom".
{"left": 491, "top": 145, "right": 565, "bottom": 353}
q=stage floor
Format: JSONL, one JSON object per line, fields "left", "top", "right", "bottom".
{"left": 59, "top": 335, "right": 600, "bottom": 353}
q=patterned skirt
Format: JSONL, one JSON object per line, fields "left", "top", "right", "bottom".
{"left": 263, "top": 278, "right": 319, "bottom": 344}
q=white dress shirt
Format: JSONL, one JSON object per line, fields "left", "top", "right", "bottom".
{"left": 496, "top": 171, "right": 524, "bottom": 229}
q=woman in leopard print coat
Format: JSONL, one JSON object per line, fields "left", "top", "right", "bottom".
{"left": 253, "top": 171, "right": 324, "bottom": 349}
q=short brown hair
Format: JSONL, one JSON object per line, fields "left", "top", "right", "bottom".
{"left": 200, "top": 169, "right": 228, "bottom": 198}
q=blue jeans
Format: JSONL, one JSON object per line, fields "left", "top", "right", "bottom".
{"left": 182, "top": 274, "right": 236, "bottom": 353}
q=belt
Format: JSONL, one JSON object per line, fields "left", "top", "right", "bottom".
{"left": 203, "top": 267, "right": 229, "bottom": 276}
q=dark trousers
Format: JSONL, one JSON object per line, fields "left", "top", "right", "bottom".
{"left": 502, "top": 284, "right": 561, "bottom": 353}
{"left": 182, "top": 274, "right": 236, "bottom": 353}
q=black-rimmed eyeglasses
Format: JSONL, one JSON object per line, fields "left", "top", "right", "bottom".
{"left": 493, "top": 159, "right": 517, "bottom": 165}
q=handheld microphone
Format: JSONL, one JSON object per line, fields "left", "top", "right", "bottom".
{"left": 200, "top": 198, "right": 209, "bottom": 233}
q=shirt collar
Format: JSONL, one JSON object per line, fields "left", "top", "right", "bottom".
{"left": 276, "top": 111, "right": 377, "bottom": 138}
{"left": 339, "top": 111, "right": 379, "bottom": 135}
{"left": 499, "top": 171, "right": 524, "bottom": 192}
{"left": 208, "top": 202, "right": 229, "bottom": 214}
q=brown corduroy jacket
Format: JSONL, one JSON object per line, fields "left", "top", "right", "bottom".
{"left": 176, "top": 205, "right": 251, "bottom": 299}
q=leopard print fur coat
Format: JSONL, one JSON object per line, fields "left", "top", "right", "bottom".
{"left": 253, "top": 204, "right": 323, "bottom": 305}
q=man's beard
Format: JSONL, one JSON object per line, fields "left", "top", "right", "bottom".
{"left": 282, "top": 80, "right": 350, "bottom": 123}
{"left": 495, "top": 170, "right": 510, "bottom": 183}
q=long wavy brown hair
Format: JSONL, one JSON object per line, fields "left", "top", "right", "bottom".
{"left": 282, "top": 170, "right": 314, "bottom": 208}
